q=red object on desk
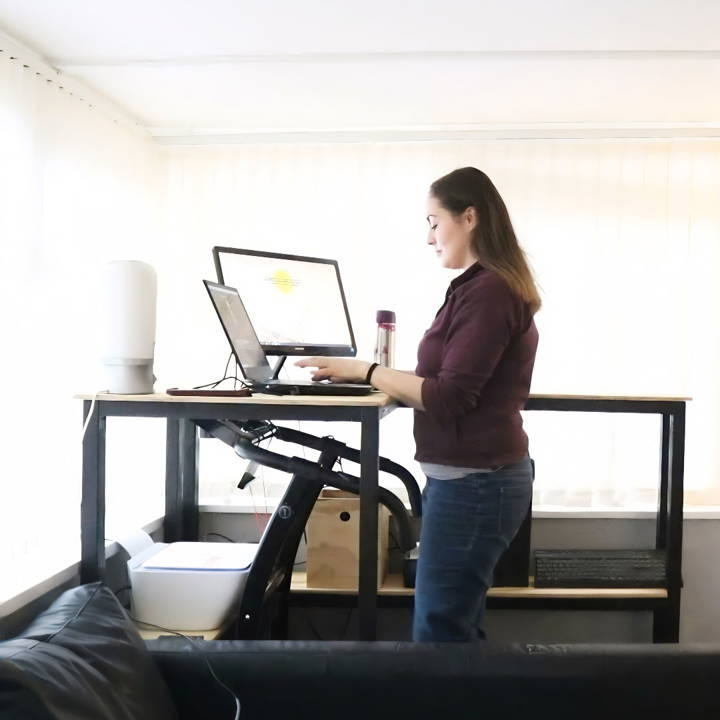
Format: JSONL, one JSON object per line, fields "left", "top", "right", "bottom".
{"left": 166, "top": 388, "right": 251, "bottom": 397}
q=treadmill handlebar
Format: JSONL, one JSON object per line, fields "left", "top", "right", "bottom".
{"left": 234, "top": 439, "right": 323, "bottom": 481}
{"left": 233, "top": 438, "right": 416, "bottom": 552}
{"left": 274, "top": 425, "right": 422, "bottom": 517}
{"left": 194, "top": 419, "right": 420, "bottom": 517}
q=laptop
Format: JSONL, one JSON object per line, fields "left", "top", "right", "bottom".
{"left": 203, "top": 280, "right": 373, "bottom": 396}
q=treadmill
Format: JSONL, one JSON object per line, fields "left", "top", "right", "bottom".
{"left": 194, "top": 418, "right": 420, "bottom": 639}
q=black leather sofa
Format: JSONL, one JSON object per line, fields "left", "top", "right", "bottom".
{"left": 2, "top": 582, "right": 720, "bottom": 720}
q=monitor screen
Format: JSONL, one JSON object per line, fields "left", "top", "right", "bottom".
{"left": 212, "top": 247, "right": 357, "bottom": 356}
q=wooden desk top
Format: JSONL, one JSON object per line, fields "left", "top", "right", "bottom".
{"left": 76, "top": 391, "right": 689, "bottom": 406}
{"left": 527, "top": 393, "right": 690, "bottom": 402}
{"left": 75, "top": 391, "right": 395, "bottom": 407}
{"left": 290, "top": 571, "right": 668, "bottom": 600}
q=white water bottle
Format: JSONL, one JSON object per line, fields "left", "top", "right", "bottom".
{"left": 374, "top": 310, "right": 396, "bottom": 367}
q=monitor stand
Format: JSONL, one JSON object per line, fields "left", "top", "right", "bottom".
{"left": 270, "top": 355, "right": 287, "bottom": 380}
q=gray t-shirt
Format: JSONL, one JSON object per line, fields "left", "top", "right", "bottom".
{"left": 420, "top": 462, "right": 496, "bottom": 480}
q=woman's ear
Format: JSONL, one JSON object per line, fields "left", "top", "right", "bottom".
{"left": 464, "top": 206, "right": 478, "bottom": 232}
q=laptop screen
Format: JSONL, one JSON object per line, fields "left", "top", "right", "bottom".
{"left": 204, "top": 281, "right": 273, "bottom": 382}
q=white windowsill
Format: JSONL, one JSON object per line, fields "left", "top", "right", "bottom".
{"left": 533, "top": 506, "right": 720, "bottom": 519}
{"left": 0, "top": 516, "right": 164, "bottom": 619}
{"left": 199, "top": 498, "right": 720, "bottom": 520}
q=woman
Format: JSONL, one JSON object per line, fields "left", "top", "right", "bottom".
{"left": 296, "top": 166, "right": 540, "bottom": 641}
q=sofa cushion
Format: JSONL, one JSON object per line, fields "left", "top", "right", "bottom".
{"left": 0, "top": 582, "right": 178, "bottom": 720}
{"left": 0, "top": 672, "right": 57, "bottom": 719}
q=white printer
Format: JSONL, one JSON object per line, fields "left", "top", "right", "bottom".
{"left": 127, "top": 539, "right": 258, "bottom": 631}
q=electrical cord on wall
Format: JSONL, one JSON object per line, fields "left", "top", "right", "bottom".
{"left": 192, "top": 352, "right": 249, "bottom": 390}
{"left": 259, "top": 436, "right": 272, "bottom": 518}
{"left": 81, "top": 390, "right": 109, "bottom": 442}
{"left": 203, "top": 532, "right": 305, "bottom": 568}
{"left": 241, "top": 435, "right": 273, "bottom": 537}
{"left": 205, "top": 532, "right": 237, "bottom": 543}
{"left": 113, "top": 586, "right": 241, "bottom": 717}
{"left": 129, "top": 615, "right": 241, "bottom": 720}
{"left": 192, "top": 376, "right": 249, "bottom": 390}
{"left": 233, "top": 356, "right": 242, "bottom": 389}
{"left": 222, "top": 350, "right": 233, "bottom": 381}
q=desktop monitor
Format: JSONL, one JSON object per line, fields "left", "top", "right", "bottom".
{"left": 212, "top": 246, "right": 358, "bottom": 357}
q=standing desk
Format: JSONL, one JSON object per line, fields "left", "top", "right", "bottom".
{"left": 78, "top": 391, "right": 396, "bottom": 641}
{"left": 522, "top": 394, "right": 687, "bottom": 642}
{"left": 287, "top": 394, "right": 687, "bottom": 643}
{"left": 79, "top": 392, "right": 687, "bottom": 642}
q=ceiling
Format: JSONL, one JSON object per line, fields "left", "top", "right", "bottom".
{"left": 1, "top": 0, "right": 719, "bottom": 141}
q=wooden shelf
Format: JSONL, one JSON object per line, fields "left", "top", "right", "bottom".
{"left": 134, "top": 620, "right": 229, "bottom": 641}
{"left": 290, "top": 571, "right": 668, "bottom": 600}
{"left": 77, "top": 391, "right": 690, "bottom": 404}
{"left": 75, "top": 391, "right": 394, "bottom": 407}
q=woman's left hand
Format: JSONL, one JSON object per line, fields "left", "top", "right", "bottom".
{"left": 295, "top": 357, "right": 371, "bottom": 383}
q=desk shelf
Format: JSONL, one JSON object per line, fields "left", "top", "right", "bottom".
{"left": 290, "top": 571, "right": 670, "bottom": 617}
{"left": 291, "top": 571, "right": 667, "bottom": 600}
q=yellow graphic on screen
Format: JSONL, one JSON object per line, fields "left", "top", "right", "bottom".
{"left": 268, "top": 268, "right": 300, "bottom": 294}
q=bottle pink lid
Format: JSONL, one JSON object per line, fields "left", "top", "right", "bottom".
{"left": 376, "top": 310, "right": 396, "bottom": 324}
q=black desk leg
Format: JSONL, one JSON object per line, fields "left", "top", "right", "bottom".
{"left": 80, "top": 400, "right": 106, "bottom": 583}
{"left": 166, "top": 419, "right": 199, "bottom": 542}
{"left": 165, "top": 418, "right": 181, "bottom": 542}
{"left": 656, "top": 414, "right": 670, "bottom": 549}
{"left": 358, "top": 407, "right": 380, "bottom": 641}
{"left": 653, "top": 403, "right": 685, "bottom": 643}
{"left": 179, "top": 419, "right": 199, "bottom": 541}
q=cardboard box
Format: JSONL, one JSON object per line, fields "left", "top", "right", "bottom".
{"left": 306, "top": 489, "right": 389, "bottom": 589}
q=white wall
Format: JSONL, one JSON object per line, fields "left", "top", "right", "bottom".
{"left": 154, "top": 140, "right": 720, "bottom": 509}
{"left": 0, "top": 42, "right": 164, "bottom": 601}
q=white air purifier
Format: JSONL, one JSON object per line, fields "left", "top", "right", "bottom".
{"left": 101, "top": 260, "right": 157, "bottom": 394}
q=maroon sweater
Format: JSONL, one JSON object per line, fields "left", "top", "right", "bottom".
{"left": 414, "top": 263, "right": 539, "bottom": 467}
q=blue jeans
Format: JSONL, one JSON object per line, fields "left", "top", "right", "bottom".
{"left": 412, "top": 456, "right": 534, "bottom": 642}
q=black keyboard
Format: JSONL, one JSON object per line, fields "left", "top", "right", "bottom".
{"left": 534, "top": 549, "right": 667, "bottom": 588}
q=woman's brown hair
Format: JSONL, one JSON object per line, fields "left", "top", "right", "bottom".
{"left": 430, "top": 167, "right": 541, "bottom": 314}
